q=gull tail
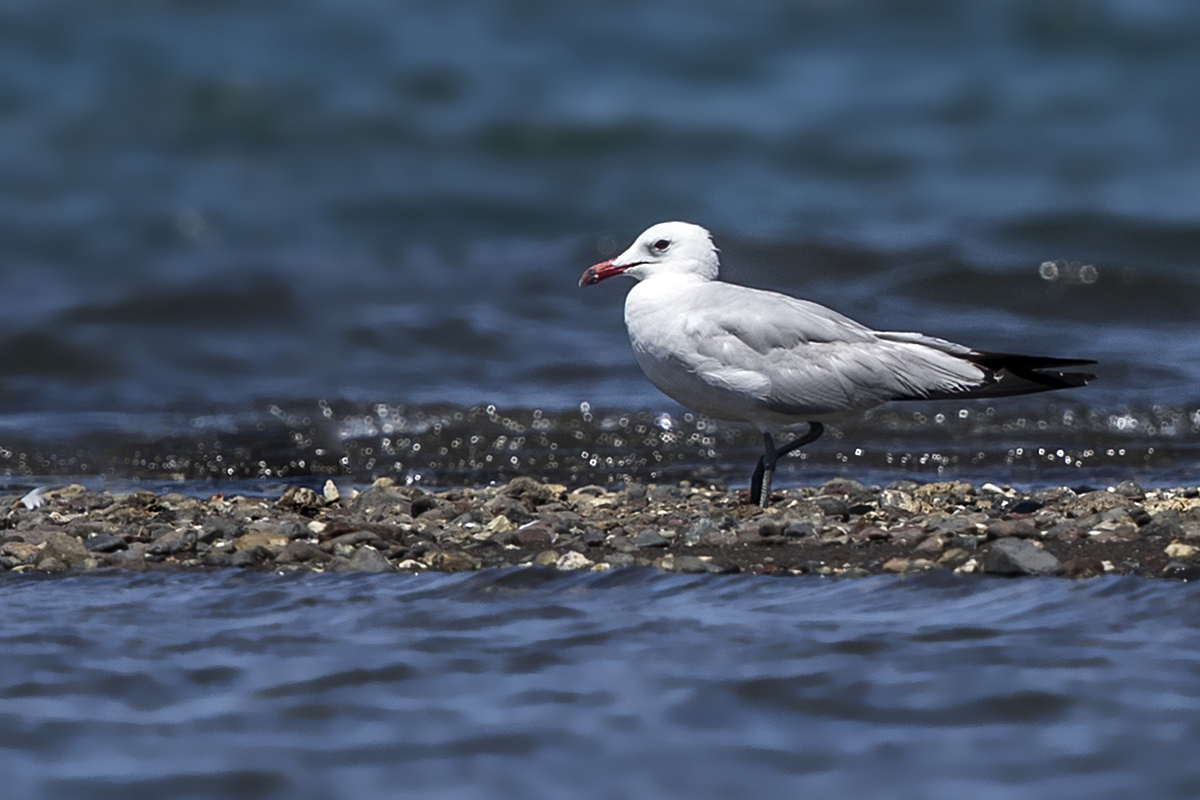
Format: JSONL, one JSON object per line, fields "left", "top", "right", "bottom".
{"left": 912, "top": 351, "right": 1097, "bottom": 402}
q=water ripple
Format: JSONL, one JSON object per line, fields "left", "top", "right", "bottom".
{"left": 0, "top": 571, "right": 1197, "bottom": 796}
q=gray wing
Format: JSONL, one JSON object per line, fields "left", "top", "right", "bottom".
{"left": 677, "top": 284, "right": 989, "bottom": 416}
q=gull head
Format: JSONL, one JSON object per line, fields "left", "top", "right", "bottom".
{"left": 580, "top": 221, "right": 719, "bottom": 287}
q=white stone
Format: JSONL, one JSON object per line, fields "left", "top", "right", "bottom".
{"left": 1165, "top": 541, "right": 1199, "bottom": 559}
{"left": 556, "top": 551, "right": 594, "bottom": 570}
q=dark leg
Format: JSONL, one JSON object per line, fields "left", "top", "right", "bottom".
{"left": 756, "top": 432, "right": 779, "bottom": 508}
{"left": 749, "top": 423, "right": 825, "bottom": 508}
{"left": 748, "top": 433, "right": 773, "bottom": 506}
{"left": 775, "top": 421, "right": 824, "bottom": 459}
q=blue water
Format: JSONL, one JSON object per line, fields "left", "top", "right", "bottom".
{"left": 1, "top": 0, "right": 1198, "bottom": 414}
{"left": 1, "top": 569, "right": 1199, "bottom": 799}
{"left": 0, "top": 0, "right": 1197, "bottom": 487}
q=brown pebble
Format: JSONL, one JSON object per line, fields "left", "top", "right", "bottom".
{"left": 913, "top": 534, "right": 946, "bottom": 554}
{"left": 986, "top": 519, "right": 1039, "bottom": 539}
{"left": 1062, "top": 557, "right": 1107, "bottom": 579}
{"left": 429, "top": 551, "right": 480, "bottom": 571}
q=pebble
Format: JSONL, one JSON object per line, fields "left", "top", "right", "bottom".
{"left": 0, "top": 479, "right": 1197, "bottom": 579}
{"left": 983, "top": 538, "right": 1064, "bottom": 577}
{"left": 334, "top": 545, "right": 393, "bottom": 573}
{"left": 632, "top": 529, "right": 671, "bottom": 548}
{"left": 148, "top": 529, "right": 196, "bottom": 555}
{"left": 83, "top": 533, "right": 127, "bottom": 553}
{"left": 1164, "top": 541, "right": 1199, "bottom": 559}
{"left": 556, "top": 551, "right": 594, "bottom": 570}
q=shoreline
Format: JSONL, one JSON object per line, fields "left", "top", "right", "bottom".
{"left": 2, "top": 477, "right": 1199, "bottom": 580}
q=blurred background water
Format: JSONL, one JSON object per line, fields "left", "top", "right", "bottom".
{"left": 0, "top": 0, "right": 1198, "bottom": 489}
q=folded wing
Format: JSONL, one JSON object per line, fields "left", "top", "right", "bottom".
{"left": 678, "top": 284, "right": 1094, "bottom": 416}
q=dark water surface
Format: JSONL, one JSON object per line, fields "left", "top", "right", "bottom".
{"left": 2, "top": 569, "right": 1199, "bottom": 800}
{"left": 0, "top": 0, "right": 1198, "bottom": 490}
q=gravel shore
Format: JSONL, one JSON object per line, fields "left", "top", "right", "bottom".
{"left": 3, "top": 477, "right": 1200, "bottom": 579}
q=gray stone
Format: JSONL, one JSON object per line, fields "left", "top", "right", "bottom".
{"left": 66, "top": 520, "right": 118, "bottom": 538}
{"left": 542, "top": 510, "right": 583, "bottom": 532}
{"left": 1114, "top": 480, "right": 1144, "bottom": 498}
{"left": 502, "top": 476, "right": 561, "bottom": 507}
{"left": 327, "top": 531, "right": 385, "bottom": 549}
{"left": 581, "top": 529, "right": 607, "bottom": 547}
{"left": 148, "top": 529, "right": 197, "bottom": 555}
{"left": 820, "top": 478, "right": 869, "bottom": 496}
{"left": 604, "top": 553, "right": 636, "bottom": 568}
{"left": 40, "top": 533, "right": 90, "bottom": 568}
{"left": 985, "top": 519, "right": 1039, "bottom": 540}
{"left": 84, "top": 533, "right": 128, "bottom": 553}
{"left": 671, "top": 555, "right": 717, "bottom": 574}
{"left": 608, "top": 536, "right": 636, "bottom": 554}
{"left": 450, "top": 510, "right": 486, "bottom": 527}
{"left": 1142, "top": 511, "right": 1184, "bottom": 539}
{"left": 783, "top": 521, "right": 818, "bottom": 539}
{"left": 927, "top": 515, "right": 980, "bottom": 536}
{"left": 199, "top": 517, "right": 241, "bottom": 543}
{"left": 736, "top": 522, "right": 763, "bottom": 544}
{"left": 983, "top": 537, "right": 1063, "bottom": 576}
{"left": 813, "top": 496, "right": 849, "bottom": 518}
{"left": 275, "top": 541, "right": 332, "bottom": 564}
{"left": 483, "top": 496, "right": 533, "bottom": 525}
{"left": 105, "top": 542, "right": 148, "bottom": 564}
{"left": 231, "top": 545, "right": 274, "bottom": 568}
{"left": 648, "top": 485, "right": 683, "bottom": 504}
{"left": 756, "top": 519, "right": 785, "bottom": 539}
{"left": 141, "top": 523, "right": 176, "bottom": 540}
{"left": 246, "top": 519, "right": 309, "bottom": 540}
{"left": 329, "top": 546, "right": 393, "bottom": 573}
{"left": 351, "top": 482, "right": 414, "bottom": 519}
{"left": 1045, "top": 523, "right": 1085, "bottom": 541}
{"left": 632, "top": 529, "right": 671, "bottom": 548}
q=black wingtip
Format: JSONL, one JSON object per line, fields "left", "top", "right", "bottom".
{"left": 897, "top": 350, "right": 1097, "bottom": 403}
{"left": 958, "top": 351, "right": 1097, "bottom": 399}
{"left": 969, "top": 351, "right": 1097, "bottom": 372}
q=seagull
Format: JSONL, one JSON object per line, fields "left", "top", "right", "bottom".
{"left": 580, "top": 221, "right": 1096, "bottom": 507}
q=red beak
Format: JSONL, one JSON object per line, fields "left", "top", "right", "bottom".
{"left": 579, "top": 259, "right": 630, "bottom": 287}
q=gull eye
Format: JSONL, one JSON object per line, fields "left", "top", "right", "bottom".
{"left": 652, "top": 238, "right": 670, "bottom": 252}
